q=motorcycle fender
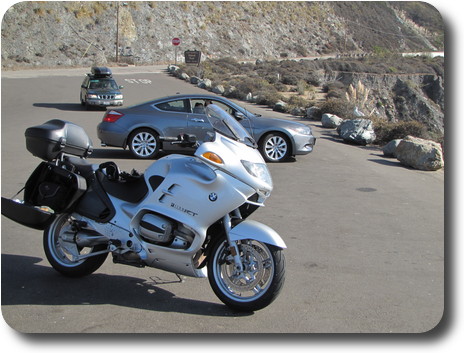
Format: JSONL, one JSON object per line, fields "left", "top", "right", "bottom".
{"left": 229, "top": 220, "right": 287, "bottom": 249}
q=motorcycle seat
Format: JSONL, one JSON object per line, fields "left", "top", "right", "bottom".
{"left": 97, "top": 169, "right": 148, "bottom": 204}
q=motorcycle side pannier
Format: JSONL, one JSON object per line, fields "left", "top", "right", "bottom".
{"left": 1, "top": 161, "right": 87, "bottom": 229}
{"left": 25, "top": 120, "right": 93, "bottom": 161}
{"left": 24, "top": 162, "right": 87, "bottom": 213}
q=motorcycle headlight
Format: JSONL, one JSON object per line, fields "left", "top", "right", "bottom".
{"left": 241, "top": 160, "right": 273, "bottom": 187}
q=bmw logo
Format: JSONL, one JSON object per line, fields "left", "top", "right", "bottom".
{"left": 209, "top": 193, "right": 218, "bottom": 202}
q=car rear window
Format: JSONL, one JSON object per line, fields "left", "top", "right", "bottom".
{"left": 155, "top": 99, "right": 189, "bottom": 112}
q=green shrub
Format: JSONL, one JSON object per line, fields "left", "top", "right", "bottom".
{"left": 254, "top": 90, "right": 285, "bottom": 107}
{"left": 317, "top": 99, "right": 356, "bottom": 120}
{"left": 371, "top": 118, "right": 428, "bottom": 145}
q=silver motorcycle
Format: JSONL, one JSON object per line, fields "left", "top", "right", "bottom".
{"left": 2, "top": 104, "right": 286, "bottom": 312}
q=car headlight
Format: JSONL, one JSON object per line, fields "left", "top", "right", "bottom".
{"left": 87, "top": 94, "right": 98, "bottom": 99}
{"left": 241, "top": 160, "right": 273, "bottom": 187}
{"left": 115, "top": 94, "right": 123, "bottom": 100}
{"left": 292, "top": 126, "right": 312, "bottom": 135}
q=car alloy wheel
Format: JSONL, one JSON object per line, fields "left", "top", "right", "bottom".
{"left": 260, "top": 133, "right": 291, "bottom": 162}
{"left": 129, "top": 129, "right": 159, "bottom": 159}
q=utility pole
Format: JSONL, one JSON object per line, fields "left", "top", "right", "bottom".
{"left": 116, "top": 2, "right": 120, "bottom": 63}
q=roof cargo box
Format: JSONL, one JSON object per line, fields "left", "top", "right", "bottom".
{"left": 91, "top": 66, "right": 112, "bottom": 77}
{"left": 25, "top": 120, "right": 93, "bottom": 161}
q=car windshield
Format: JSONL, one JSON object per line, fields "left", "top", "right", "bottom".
{"left": 205, "top": 104, "right": 257, "bottom": 147}
{"left": 89, "top": 78, "right": 119, "bottom": 90}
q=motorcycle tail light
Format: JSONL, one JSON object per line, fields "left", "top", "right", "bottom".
{"left": 103, "top": 110, "right": 124, "bottom": 123}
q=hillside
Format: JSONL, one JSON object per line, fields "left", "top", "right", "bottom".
{"left": 1, "top": 1, "right": 444, "bottom": 69}
{"left": 1, "top": 1, "right": 445, "bottom": 140}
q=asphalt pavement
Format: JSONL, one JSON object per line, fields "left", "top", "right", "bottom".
{"left": 1, "top": 65, "right": 444, "bottom": 334}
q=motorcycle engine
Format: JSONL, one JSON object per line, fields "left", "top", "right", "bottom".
{"left": 139, "top": 213, "right": 193, "bottom": 249}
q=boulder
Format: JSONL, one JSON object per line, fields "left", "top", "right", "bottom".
{"left": 167, "top": 64, "right": 180, "bottom": 73}
{"left": 337, "top": 119, "right": 376, "bottom": 145}
{"left": 273, "top": 100, "right": 287, "bottom": 112}
{"left": 321, "top": 113, "right": 343, "bottom": 128}
{"left": 224, "top": 85, "right": 237, "bottom": 97}
{"left": 212, "top": 85, "right": 225, "bottom": 95}
{"left": 190, "top": 76, "right": 200, "bottom": 84}
{"left": 291, "top": 107, "right": 306, "bottom": 116}
{"left": 383, "top": 139, "right": 402, "bottom": 158}
{"left": 197, "top": 78, "right": 212, "bottom": 89}
{"left": 395, "top": 136, "right": 444, "bottom": 171}
{"left": 180, "top": 72, "right": 190, "bottom": 81}
{"left": 306, "top": 106, "right": 321, "bottom": 120}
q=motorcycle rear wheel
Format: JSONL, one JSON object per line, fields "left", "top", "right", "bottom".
{"left": 43, "top": 213, "right": 108, "bottom": 277}
{"left": 208, "top": 238, "right": 285, "bottom": 312}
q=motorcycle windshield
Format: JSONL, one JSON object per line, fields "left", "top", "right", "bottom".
{"left": 205, "top": 105, "right": 257, "bottom": 148}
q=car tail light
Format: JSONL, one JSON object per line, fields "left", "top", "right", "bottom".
{"left": 103, "top": 110, "right": 124, "bottom": 123}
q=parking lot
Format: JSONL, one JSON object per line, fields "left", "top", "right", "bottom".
{"left": 1, "top": 65, "right": 444, "bottom": 334}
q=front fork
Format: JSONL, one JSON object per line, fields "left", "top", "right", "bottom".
{"left": 223, "top": 212, "right": 244, "bottom": 273}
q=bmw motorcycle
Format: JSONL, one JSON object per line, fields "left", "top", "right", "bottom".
{"left": 2, "top": 104, "right": 286, "bottom": 312}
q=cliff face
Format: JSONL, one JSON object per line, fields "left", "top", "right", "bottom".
{"left": 323, "top": 69, "right": 444, "bottom": 134}
{"left": 1, "top": 1, "right": 444, "bottom": 69}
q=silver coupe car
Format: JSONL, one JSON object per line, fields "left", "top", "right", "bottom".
{"left": 97, "top": 94, "right": 316, "bottom": 162}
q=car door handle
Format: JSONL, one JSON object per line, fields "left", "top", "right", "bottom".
{"left": 191, "top": 118, "right": 205, "bottom": 123}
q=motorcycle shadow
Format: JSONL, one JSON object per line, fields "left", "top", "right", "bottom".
{"left": 1, "top": 254, "right": 252, "bottom": 317}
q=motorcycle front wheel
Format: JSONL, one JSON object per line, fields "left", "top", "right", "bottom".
{"left": 43, "top": 213, "right": 108, "bottom": 277}
{"left": 208, "top": 238, "right": 285, "bottom": 312}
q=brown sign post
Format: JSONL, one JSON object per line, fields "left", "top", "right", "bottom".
{"left": 184, "top": 50, "right": 202, "bottom": 66}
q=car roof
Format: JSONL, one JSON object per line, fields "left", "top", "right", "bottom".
{"left": 130, "top": 94, "right": 229, "bottom": 108}
{"left": 153, "top": 94, "right": 221, "bottom": 102}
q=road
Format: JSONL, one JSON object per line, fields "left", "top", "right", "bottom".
{"left": 1, "top": 65, "right": 444, "bottom": 333}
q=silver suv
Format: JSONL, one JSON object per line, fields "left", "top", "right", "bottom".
{"left": 80, "top": 67, "right": 123, "bottom": 109}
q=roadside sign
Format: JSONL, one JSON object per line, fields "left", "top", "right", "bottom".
{"left": 184, "top": 50, "right": 201, "bottom": 65}
{"left": 172, "top": 37, "right": 181, "bottom": 46}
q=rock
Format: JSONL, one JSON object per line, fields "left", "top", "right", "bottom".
{"left": 321, "top": 113, "right": 343, "bottom": 128}
{"left": 197, "top": 78, "right": 212, "bottom": 89}
{"left": 224, "top": 86, "right": 237, "bottom": 97}
{"left": 245, "top": 92, "right": 253, "bottom": 101}
{"left": 392, "top": 78, "right": 444, "bottom": 134}
{"left": 306, "top": 106, "right": 322, "bottom": 120}
{"left": 273, "top": 100, "right": 287, "bottom": 112}
{"left": 167, "top": 64, "right": 179, "bottom": 73}
{"left": 180, "top": 72, "right": 190, "bottom": 81}
{"left": 383, "top": 139, "right": 402, "bottom": 158}
{"left": 190, "top": 76, "right": 200, "bottom": 84}
{"left": 337, "top": 119, "right": 376, "bottom": 145}
{"left": 212, "top": 85, "right": 225, "bottom": 95}
{"left": 353, "top": 106, "right": 365, "bottom": 117}
{"left": 395, "top": 136, "right": 444, "bottom": 171}
{"left": 291, "top": 107, "right": 306, "bottom": 116}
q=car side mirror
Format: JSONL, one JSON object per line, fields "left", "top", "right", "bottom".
{"left": 119, "top": 85, "right": 124, "bottom": 89}
{"left": 235, "top": 112, "right": 246, "bottom": 120}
